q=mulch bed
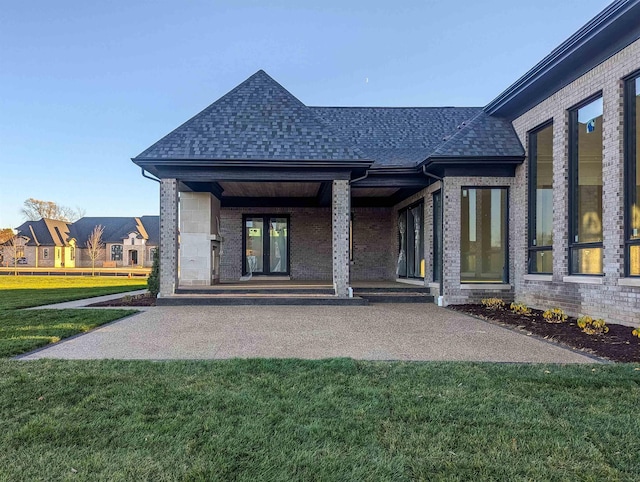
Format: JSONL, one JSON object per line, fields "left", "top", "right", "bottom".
{"left": 88, "top": 293, "right": 156, "bottom": 307}
{"left": 450, "top": 304, "right": 640, "bottom": 363}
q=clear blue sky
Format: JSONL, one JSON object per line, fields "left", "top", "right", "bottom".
{"left": 0, "top": 0, "right": 611, "bottom": 229}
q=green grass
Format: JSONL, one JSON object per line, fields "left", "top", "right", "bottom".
{"left": 0, "top": 309, "right": 135, "bottom": 358}
{"left": 0, "top": 276, "right": 140, "bottom": 356}
{"left": 0, "top": 276, "right": 145, "bottom": 310}
{"left": 0, "top": 359, "right": 638, "bottom": 481}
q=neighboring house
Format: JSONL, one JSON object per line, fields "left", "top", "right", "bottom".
{"left": 133, "top": 0, "right": 640, "bottom": 326}
{"left": 70, "top": 216, "right": 159, "bottom": 268}
{"left": 6, "top": 218, "right": 77, "bottom": 268}
{"left": 4, "top": 216, "right": 158, "bottom": 268}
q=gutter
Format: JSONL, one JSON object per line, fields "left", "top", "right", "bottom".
{"left": 140, "top": 167, "right": 161, "bottom": 184}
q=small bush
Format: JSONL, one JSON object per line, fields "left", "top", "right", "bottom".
{"left": 481, "top": 298, "right": 505, "bottom": 310}
{"left": 543, "top": 308, "right": 568, "bottom": 324}
{"left": 632, "top": 327, "right": 640, "bottom": 341}
{"left": 510, "top": 302, "right": 531, "bottom": 316}
{"left": 147, "top": 249, "right": 160, "bottom": 298}
{"left": 577, "top": 315, "right": 609, "bottom": 335}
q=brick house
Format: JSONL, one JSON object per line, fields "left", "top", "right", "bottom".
{"left": 134, "top": 0, "right": 640, "bottom": 326}
{"left": 6, "top": 216, "right": 159, "bottom": 269}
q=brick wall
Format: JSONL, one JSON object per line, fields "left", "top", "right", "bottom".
{"left": 510, "top": 38, "right": 640, "bottom": 327}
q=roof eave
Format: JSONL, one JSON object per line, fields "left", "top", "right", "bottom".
{"left": 484, "top": 0, "right": 640, "bottom": 119}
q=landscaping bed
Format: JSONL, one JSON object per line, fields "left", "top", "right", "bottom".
{"left": 450, "top": 304, "right": 640, "bottom": 363}
{"left": 88, "top": 292, "right": 156, "bottom": 307}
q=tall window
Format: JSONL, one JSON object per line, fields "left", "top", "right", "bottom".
{"left": 397, "top": 201, "right": 424, "bottom": 278}
{"left": 111, "top": 245, "right": 123, "bottom": 261}
{"left": 461, "top": 188, "right": 508, "bottom": 283}
{"left": 626, "top": 75, "right": 640, "bottom": 276}
{"left": 528, "top": 122, "right": 554, "bottom": 273}
{"left": 569, "top": 96, "right": 603, "bottom": 275}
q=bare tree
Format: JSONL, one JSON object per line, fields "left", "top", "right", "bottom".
{"left": 86, "top": 225, "right": 105, "bottom": 276}
{"left": 21, "top": 198, "right": 84, "bottom": 222}
{"left": 0, "top": 228, "right": 14, "bottom": 245}
{"left": 3, "top": 232, "right": 22, "bottom": 276}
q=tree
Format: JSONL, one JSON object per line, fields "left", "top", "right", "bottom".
{"left": 0, "top": 228, "right": 14, "bottom": 245}
{"left": 3, "top": 232, "right": 21, "bottom": 276}
{"left": 21, "top": 198, "right": 85, "bottom": 222}
{"left": 147, "top": 248, "right": 160, "bottom": 298}
{"left": 86, "top": 225, "right": 105, "bottom": 276}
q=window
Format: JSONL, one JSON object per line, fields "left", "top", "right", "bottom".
{"left": 70, "top": 247, "right": 75, "bottom": 261}
{"left": 111, "top": 245, "right": 123, "bottom": 261}
{"left": 528, "top": 122, "right": 554, "bottom": 273}
{"left": 43, "top": 248, "right": 49, "bottom": 259}
{"left": 461, "top": 187, "right": 508, "bottom": 283}
{"left": 626, "top": 75, "right": 640, "bottom": 276}
{"left": 16, "top": 246, "right": 25, "bottom": 258}
{"left": 569, "top": 96, "right": 603, "bottom": 275}
{"left": 397, "top": 201, "right": 424, "bottom": 278}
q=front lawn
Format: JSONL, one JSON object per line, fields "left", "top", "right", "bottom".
{"left": 0, "top": 276, "right": 141, "bottom": 356}
{"left": 0, "top": 276, "right": 146, "bottom": 310}
{"left": 0, "top": 309, "right": 135, "bottom": 358}
{"left": 0, "top": 359, "right": 638, "bottom": 480}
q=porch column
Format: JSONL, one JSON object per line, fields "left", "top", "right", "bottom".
{"left": 159, "top": 178, "right": 179, "bottom": 297}
{"left": 332, "top": 180, "right": 350, "bottom": 297}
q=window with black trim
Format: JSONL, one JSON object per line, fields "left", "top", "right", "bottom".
{"left": 433, "top": 191, "right": 442, "bottom": 282}
{"left": 461, "top": 187, "right": 508, "bottom": 283}
{"left": 626, "top": 75, "right": 640, "bottom": 276}
{"left": 111, "top": 245, "right": 123, "bottom": 261}
{"left": 528, "top": 122, "right": 553, "bottom": 273}
{"left": 397, "top": 201, "right": 424, "bottom": 279}
{"left": 569, "top": 96, "right": 603, "bottom": 275}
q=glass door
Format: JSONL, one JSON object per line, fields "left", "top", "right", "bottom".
{"left": 243, "top": 215, "right": 289, "bottom": 275}
{"left": 397, "top": 202, "right": 424, "bottom": 278}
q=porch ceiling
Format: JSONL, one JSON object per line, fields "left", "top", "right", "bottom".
{"left": 218, "top": 182, "right": 321, "bottom": 197}
{"left": 351, "top": 187, "right": 399, "bottom": 198}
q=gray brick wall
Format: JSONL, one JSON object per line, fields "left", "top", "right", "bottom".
{"left": 159, "top": 179, "right": 178, "bottom": 297}
{"left": 510, "top": 37, "right": 640, "bottom": 327}
{"left": 332, "top": 180, "right": 350, "bottom": 296}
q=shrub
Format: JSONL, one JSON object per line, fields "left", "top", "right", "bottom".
{"left": 577, "top": 315, "right": 609, "bottom": 335}
{"left": 481, "top": 298, "right": 505, "bottom": 310}
{"left": 147, "top": 248, "right": 160, "bottom": 298}
{"left": 632, "top": 327, "right": 640, "bottom": 341}
{"left": 543, "top": 308, "right": 568, "bottom": 324}
{"left": 510, "top": 302, "right": 531, "bottom": 316}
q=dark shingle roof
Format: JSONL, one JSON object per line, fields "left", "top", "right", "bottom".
{"left": 311, "top": 107, "right": 483, "bottom": 167}
{"left": 69, "top": 217, "right": 159, "bottom": 246}
{"left": 430, "top": 111, "right": 524, "bottom": 158}
{"left": 16, "top": 219, "right": 71, "bottom": 247}
{"left": 134, "top": 70, "right": 523, "bottom": 168}
{"left": 135, "top": 70, "right": 366, "bottom": 161}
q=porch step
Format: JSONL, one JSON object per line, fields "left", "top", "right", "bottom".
{"left": 353, "top": 286, "right": 433, "bottom": 303}
{"left": 355, "top": 292, "right": 434, "bottom": 303}
{"left": 176, "top": 287, "right": 335, "bottom": 295}
{"left": 157, "top": 294, "right": 368, "bottom": 306}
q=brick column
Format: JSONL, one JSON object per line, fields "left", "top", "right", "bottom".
{"left": 159, "top": 178, "right": 179, "bottom": 297}
{"left": 332, "top": 180, "right": 350, "bottom": 297}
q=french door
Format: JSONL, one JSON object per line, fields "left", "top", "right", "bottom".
{"left": 242, "top": 215, "right": 290, "bottom": 276}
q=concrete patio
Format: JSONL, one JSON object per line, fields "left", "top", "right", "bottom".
{"left": 19, "top": 304, "right": 598, "bottom": 363}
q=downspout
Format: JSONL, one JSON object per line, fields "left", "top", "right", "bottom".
{"left": 344, "top": 170, "right": 369, "bottom": 297}
{"left": 141, "top": 167, "right": 161, "bottom": 184}
{"left": 421, "top": 164, "right": 445, "bottom": 304}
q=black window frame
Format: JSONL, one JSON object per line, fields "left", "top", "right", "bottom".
{"left": 397, "top": 200, "right": 425, "bottom": 279}
{"left": 460, "top": 186, "right": 510, "bottom": 284}
{"left": 528, "top": 120, "right": 554, "bottom": 274}
{"left": 111, "top": 244, "right": 123, "bottom": 261}
{"left": 241, "top": 214, "right": 291, "bottom": 276}
{"left": 568, "top": 92, "right": 604, "bottom": 276}
{"left": 625, "top": 71, "right": 640, "bottom": 277}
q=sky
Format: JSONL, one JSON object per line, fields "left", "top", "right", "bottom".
{"left": 0, "top": 0, "right": 612, "bottom": 229}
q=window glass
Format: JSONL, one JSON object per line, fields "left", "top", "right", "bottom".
{"left": 111, "top": 245, "right": 123, "bottom": 261}
{"left": 461, "top": 188, "right": 508, "bottom": 283}
{"left": 629, "top": 78, "right": 640, "bottom": 275}
{"left": 529, "top": 123, "right": 553, "bottom": 273}
{"left": 397, "top": 202, "right": 424, "bottom": 278}
{"left": 571, "top": 97, "right": 603, "bottom": 275}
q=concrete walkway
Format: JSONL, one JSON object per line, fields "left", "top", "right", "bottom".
{"left": 26, "top": 289, "right": 149, "bottom": 310}
{"left": 19, "top": 304, "right": 598, "bottom": 363}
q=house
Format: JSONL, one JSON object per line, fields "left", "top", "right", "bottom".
{"left": 5, "top": 216, "right": 159, "bottom": 269}
{"left": 8, "top": 218, "right": 77, "bottom": 268}
{"left": 132, "top": 0, "right": 640, "bottom": 326}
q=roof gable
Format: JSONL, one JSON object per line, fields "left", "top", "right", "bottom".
{"left": 16, "top": 219, "right": 71, "bottom": 247}
{"left": 135, "top": 70, "right": 366, "bottom": 162}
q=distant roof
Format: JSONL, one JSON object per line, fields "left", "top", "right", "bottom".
{"left": 16, "top": 219, "right": 71, "bottom": 247}
{"left": 69, "top": 216, "right": 159, "bottom": 245}
{"left": 134, "top": 70, "right": 522, "bottom": 169}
